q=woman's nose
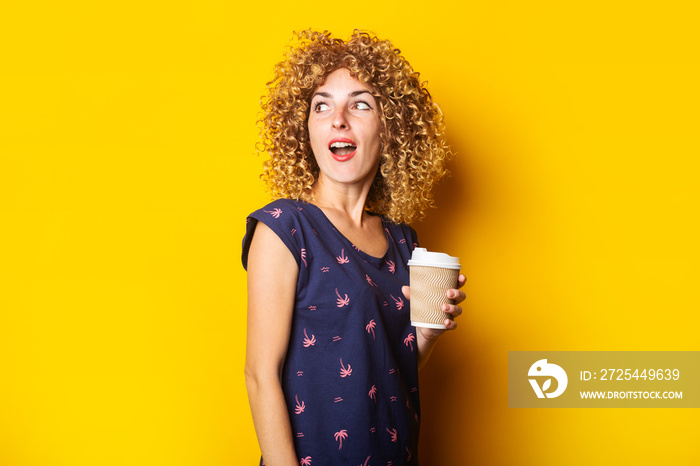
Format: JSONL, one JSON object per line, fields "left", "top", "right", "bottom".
{"left": 331, "top": 108, "right": 349, "bottom": 129}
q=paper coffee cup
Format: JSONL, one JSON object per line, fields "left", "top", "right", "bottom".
{"left": 408, "top": 248, "right": 461, "bottom": 329}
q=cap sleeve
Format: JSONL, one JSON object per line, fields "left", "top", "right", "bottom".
{"left": 241, "top": 199, "right": 303, "bottom": 270}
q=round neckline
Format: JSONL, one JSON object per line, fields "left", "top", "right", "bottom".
{"left": 304, "top": 202, "right": 389, "bottom": 264}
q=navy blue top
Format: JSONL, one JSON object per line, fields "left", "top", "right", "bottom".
{"left": 242, "top": 199, "right": 421, "bottom": 465}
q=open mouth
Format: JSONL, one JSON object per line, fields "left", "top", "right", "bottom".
{"left": 329, "top": 140, "right": 357, "bottom": 156}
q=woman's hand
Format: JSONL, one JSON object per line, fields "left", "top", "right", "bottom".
{"left": 402, "top": 274, "right": 467, "bottom": 368}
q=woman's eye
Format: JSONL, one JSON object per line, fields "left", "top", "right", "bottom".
{"left": 314, "top": 102, "right": 330, "bottom": 112}
{"left": 353, "top": 101, "right": 371, "bottom": 110}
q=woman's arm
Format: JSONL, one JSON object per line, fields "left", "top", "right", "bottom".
{"left": 403, "top": 274, "right": 467, "bottom": 369}
{"left": 245, "top": 221, "right": 299, "bottom": 466}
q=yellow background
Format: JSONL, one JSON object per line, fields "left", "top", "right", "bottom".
{"left": 2, "top": 1, "right": 698, "bottom": 465}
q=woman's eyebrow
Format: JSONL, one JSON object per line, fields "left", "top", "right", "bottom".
{"left": 311, "top": 90, "right": 373, "bottom": 100}
{"left": 349, "top": 90, "right": 372, "bottom": 97}
{"left": 312, "top": 91, "right": 332, "bottom": 99}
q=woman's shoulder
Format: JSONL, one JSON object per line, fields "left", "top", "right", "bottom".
{"left": 249, "top": 198, "right": 304, "bottom": 216}
{"left": 246, "top": 198, "right": 315, "bottom": 239}
{"left": 243, "top": 199, "right": 309, "bottom": 270}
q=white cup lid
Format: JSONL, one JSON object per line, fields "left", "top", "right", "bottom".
{"left": 407, "top": 247, "right": 461, "bottom": 269}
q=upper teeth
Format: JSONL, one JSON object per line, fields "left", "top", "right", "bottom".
{"left": 330, "top": 142, "right": 355, "bottom": 148}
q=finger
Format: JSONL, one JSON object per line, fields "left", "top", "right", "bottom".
{"left": 447, "top": 288, "right": 466, "bottom": 304}
{"left": 444, "top": 318, "right": 458, "bottom": 330}
{"left": 442, "top": 303, "right": 463, "bottom": 318}
{"left": 457, "top": 274, "right": 467, "bottom": 288}
{"left": 402, "top": 285, "right": 411, "bottom": 300}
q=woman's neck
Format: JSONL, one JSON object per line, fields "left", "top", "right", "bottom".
{"left": 310, "top": 175, "right": 372, "bottom": 227}
{"left": 310, "top": 174, "right": 388, "bottom": 258}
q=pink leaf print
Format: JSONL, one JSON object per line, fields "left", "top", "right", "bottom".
{"left": 386, "top": 260, "right": 395, "bottom": 274}
{"left": 390, "top": 294, "right": 405, "bottom": 310}
{"left": 357, "top": 456, "right": 371, "bottom": 466}
{"left": 387, "top": 427, "right": 398, "bottom": 443}
{"left": 263, "top": 208, "right": 282, "bottom": 218}
{"left": 339, "top": 358, "right": 352, "bottom": 378}
{"left": 335, "top": 288, "right": 350, "bottom": 307}
{"left": 334, "top": 429, "right": 348, "bottom": 450}
{"left": 336, "top": 249, "right": 349, "bottom": 264}
{"left": 302, "top": 328, "right": 316, "bottom": 347}
{"left": 403, "top": 332, "right": 415, "bottom": 352}
{"left": 385, "top": 227, "right": 395, "bottom": 243}
{"left": 365, "top": 319, "right": 376, "bottom": 340}
{"left": 294, "top": 395, "right": 305, "bottom": 414}
{"left": 365, "top": 274, "right": 377, "bottom": 287}
{"left": 406, "top": 447, "right": 412, "bottom": 461}
{"left": 368, "top": 385, "right": 377, "bottom": 403}
{"left": 300, "top": 456, "right": 312, "bottom": 466}
{"left": 300, "top": 248, "right": 307, "bottom": 267}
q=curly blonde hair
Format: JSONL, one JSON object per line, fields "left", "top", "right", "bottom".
{"left": 257, "top": 29, "right": 451, "bottom": 224}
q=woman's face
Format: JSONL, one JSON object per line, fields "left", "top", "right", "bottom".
{"left": 308, "top": 68, "right": 382, "bottom": 190}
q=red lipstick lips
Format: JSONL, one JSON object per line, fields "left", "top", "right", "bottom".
{"left": 328, "top": 138, "right": 357, "bottom": 162}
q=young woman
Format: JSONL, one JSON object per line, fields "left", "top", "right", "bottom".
{"left": 242, "top": 30, "right": 466, "bottom": 465}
